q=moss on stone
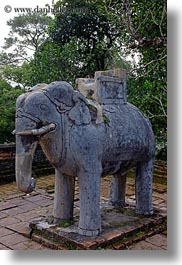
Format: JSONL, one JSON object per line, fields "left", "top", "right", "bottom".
{"left": 88, "top": 104, "right": 96, "bottom": 111}
{"left": 58, "top": 220, "right": 74, "bottom": 228}
{"left": 103, "top": 115, "right": 110, "bottom": 124}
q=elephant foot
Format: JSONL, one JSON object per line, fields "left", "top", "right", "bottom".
{"left": 78, "top": 227, "right": 102, "bottom": 237}
{"left": 109, "top": 200, "right": 128, "bottom": 208}
{"left": 135, "top": 208, "right": 153, "bottom": 215}
{"left": 53, "top": 217, "right": 73, "bottom": 225}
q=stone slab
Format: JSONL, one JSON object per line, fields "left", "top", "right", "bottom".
{"left": 145, "top": 234, "right": 167, "bottom": 249}
{"left": 128, "top": 240, "right": 164, "bottom": 250}
{"left": 13, "top": 239, "right": 51, "bottom": 250}
{"left": 0, "top": 216, "right": 21, "bottom": 226}
{"left": 30, "top": 205, "right": 166, "bottom": 250}
{"left": 7, "top": 221, "right": 31, "bottom": 237}
{"left": 0, "top": 232, "right": 28, "bottom": 247}
{"left": 0, "top": 227, "right": 14, "bottom": 237}
{"left": 0, "top": 243, "right": 11, "bottom": 250}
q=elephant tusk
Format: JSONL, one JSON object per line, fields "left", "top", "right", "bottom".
{"left": 34, "top": 123, "right": 56, "bottom": 135}
{"left": 12, "top": 129, "right": 16, "bottom": 135}
{"left": 17, "top": 123, "right": 56, "bottom": 136}
{"left": 16, "top": 130, "right": 35, "bottom": 136}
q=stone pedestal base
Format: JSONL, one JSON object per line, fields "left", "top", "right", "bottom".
{"left": 29, "top": 204, "right": 166, "bottom": 250}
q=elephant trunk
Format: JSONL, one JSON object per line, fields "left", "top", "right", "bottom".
{"left": 16, "top": 136, "right": 38, "bottom": 194}
{"left": 16, "top": 154, "right": 36, "bottom": 193}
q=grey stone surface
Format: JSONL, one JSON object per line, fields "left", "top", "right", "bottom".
{"left": 15, "top": 71, "right": 155, "bottom": 236}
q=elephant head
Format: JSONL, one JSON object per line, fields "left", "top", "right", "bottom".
{"left": 15, "top": 81, "right": 91, "bottom": 193}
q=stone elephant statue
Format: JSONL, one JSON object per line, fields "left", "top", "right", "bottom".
{"left": 15, "top": 80, "right": 155, "bottom": 236}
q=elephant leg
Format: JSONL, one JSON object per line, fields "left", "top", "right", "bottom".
{"left": 110, "top": 172, "right": 127, "bottom": 207}
{"left": 135, "top": 159, "right": 154, "bottom": 215}
{"left": 53, "top": 169, "right": 75, "bottom": 223}
{"left": 78, "top": 165, "right": 102, "bottom": 236}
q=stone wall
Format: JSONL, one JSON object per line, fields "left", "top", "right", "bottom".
{"left": 0, "top": 144, "right": 54, "bottom": 184}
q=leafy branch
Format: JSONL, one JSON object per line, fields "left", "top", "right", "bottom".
{"left": 128, "top": 53, "right": 167, "bottom": 75}
{"left": 123, "top": 0, "right": 167, "bottom": 49}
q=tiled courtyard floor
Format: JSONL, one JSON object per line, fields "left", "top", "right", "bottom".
{"left": 0, "top": 166, "right": 167, "bottom": 250}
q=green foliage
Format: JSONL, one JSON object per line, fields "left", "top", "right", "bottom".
{"left": 124, "top": 0, "right": 167, "bottom": 158}
{"left": 49, "top": 0, "right": 121, "bottom": 76}
{"left": 0, "top": 62, "right": 34, "bottom": 88}
{"left": 0, "top": 80, "right": 24, "bottom": 143}
{"left": 32, "top": 0, "right": 129, "bottom": 85}
{"left": 127, "top": 73, "right": 167, "bottom": 159}
{"left": 31, "top": 39, "right": 82, "bottom": 85}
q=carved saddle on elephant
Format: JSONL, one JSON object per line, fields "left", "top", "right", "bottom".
{"left": 76, "top": 69, "right": 127, "bottom": 124}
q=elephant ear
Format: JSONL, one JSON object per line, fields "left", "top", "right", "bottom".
{"left": 68, "top": 91, "right": 91, "bottom": 125}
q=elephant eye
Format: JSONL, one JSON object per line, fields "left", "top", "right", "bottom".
{"left": 40, "top": 104, "right": 49, "bottom": 112}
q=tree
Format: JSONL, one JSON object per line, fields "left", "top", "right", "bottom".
{"left": 0, "top": 62, "right": 33, "bottom": 89}
{"left": 0, "top": 79, "right": 24, "bottom": 143}
{"left": 120, "top": 0, "right": 167, "bottom": 158}
{"left": 2, "top": 13, "right": 52, "bottom": 65}
{"left": 48, "top": 0, "right": 122, "bottom": 77}
{"left": 32, "top": 0, "right": 130, "bottom": 85}
{"left": 0, "top": 13, "right": 53, "bottom": 88}
{"left": 30, "top": 40, "right": 65, "bottom": 84}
